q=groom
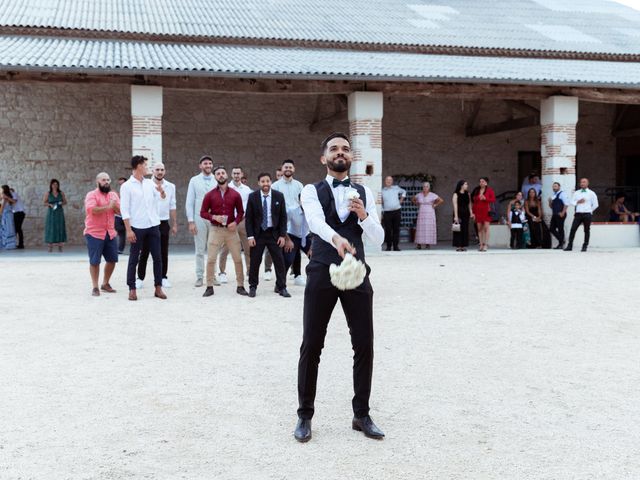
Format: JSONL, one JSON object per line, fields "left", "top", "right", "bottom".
{"left": 294, "top": 132, "right": 385, "bottom": 442}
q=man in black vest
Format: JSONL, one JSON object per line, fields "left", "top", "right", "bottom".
{"left": 245, "top": 172, "right": 290, "bottom": 298}
{"left": 548, "top": 181, "right": 569, "bottom": 249}
{"left": 294, "top": 132, "right": 385, "bottom": 443}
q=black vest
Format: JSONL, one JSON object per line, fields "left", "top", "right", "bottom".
{"left": 551, "top": 192, "right": 565, "bottom": 215}
{"left": 310, "top": 181, "right": 367, "bottom": 266}
{"left": 510, "top": 209, "right": 523, "bottom": 225}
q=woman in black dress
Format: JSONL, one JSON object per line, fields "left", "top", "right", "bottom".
{"left": 524, "top": 187, "right": 544, "bottom": 248}
{"left": 452, "top": 180, "right": 474, "bottom": 251}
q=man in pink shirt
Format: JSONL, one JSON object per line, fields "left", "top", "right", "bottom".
{"left": 84, "top": 172, "right": 120, "bottom": 296}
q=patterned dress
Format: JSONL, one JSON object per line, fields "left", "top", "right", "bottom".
{"left": 415, "top": 192, "right": 438, "bottom": 245}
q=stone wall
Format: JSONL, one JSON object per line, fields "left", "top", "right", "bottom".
{"left": 0, "top": 81, "right": 617, "bottom": 247}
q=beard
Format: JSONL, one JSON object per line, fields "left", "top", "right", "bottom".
{"left": 99, "top": 184, "right": 111, "bottom": 193}
{"left": 216, "top": 178, "right": 227, "bottom": 186}
{"left": 327, "top": 156, "right": 350, "bottom": 173}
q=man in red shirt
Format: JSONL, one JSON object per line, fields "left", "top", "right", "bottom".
{"left": 200, "top": 166, "right": 249, "bottom": 297}
{"left": 84, "top": 172, "right": 120, "bottom": 297}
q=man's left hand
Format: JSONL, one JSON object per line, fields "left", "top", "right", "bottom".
{"left": 349, "top": 198, "right": 367, "bottom": 221}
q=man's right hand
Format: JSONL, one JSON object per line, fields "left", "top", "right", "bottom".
{"left": 332, "top": 235, "right": 356, "bottom": 258}
{"left": 248, "top": 238, "right": 256, "bottom": 247}
{"left": 188, "top": 222, "right": 197, "bottom": 235}
{"left": 126, "top": 229, "right": 137, "bottom": 243}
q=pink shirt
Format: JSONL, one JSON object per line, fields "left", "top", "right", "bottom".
{"left": 84, "top": 189, "right": 120, "bottom": 239}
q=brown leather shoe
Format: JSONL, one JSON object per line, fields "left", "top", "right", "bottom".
{"left": 91, "top": 287, "right": 100, "bottom": 297}
{"left": 101, "top": 283, "right": 116, "bottom": 293}
{"left": 128, "top": 289, "right": 137, "bottom": 301}
{"left": 154, "top": 287, "right": 167, "bottom": 299}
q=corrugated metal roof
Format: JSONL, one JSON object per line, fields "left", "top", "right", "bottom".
{"left": 1, "top": 0, "right": 640, "bottom": 56}
{"left": 2, "top": 35, "right": 640, "bottom": 88}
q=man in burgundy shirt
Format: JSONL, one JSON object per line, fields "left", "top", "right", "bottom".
{"left": 200, "top": 166, "right": 249, "bottom": 297}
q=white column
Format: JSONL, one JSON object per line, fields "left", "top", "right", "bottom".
{"left": 540, "top": 96, "right": 578, "bottom": 229}
{"left": 131, "top": 85, "right": 163, "bottom": 167}
{"left": 348, "top": 92, "right": 383, "bottom": 212}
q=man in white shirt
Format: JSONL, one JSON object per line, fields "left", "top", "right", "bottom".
{"left": 219, "top": 166, "right": 253, "bottom": 283}
{"left": 120, "top": 155, "right": 167, "bottom": 300}
{"left": 565, "top": 177, "right": 599, "bottom": 252}
{"left": 136, "top": 163, "right": 177, "bottom": 288}
{"left": 521, "top": 173, "right": 542, "bottom": 199}
{"left": 273, "top": 159, "right": 306, "bottom": 286}
{"left": 294, "top": 132, "right": 385, "bottom": 443}
{"left": 185, "top": 156, "right": 216, "bottom": 287}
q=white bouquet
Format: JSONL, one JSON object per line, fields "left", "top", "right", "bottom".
{"left": 329, "top": 253, "right": 366, "bottom": 290}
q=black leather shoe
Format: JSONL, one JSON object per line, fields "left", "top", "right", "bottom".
{"left": 352, "top": 416, "right": 385, "bottom": 440}
{"left": 564, "top": 246, "right": 573, "bottom": 251}
{"left": 274, "top": 285, "right": 280, "bottom": 293}
{"left": 581, "top": 245, "right": 588, "bottom": 252}
{"left": 279, "top": 288, "right": 291, "bottom": 298}
{"left": 393, "top": 247, "right": 401, "bottom": 251}
{"left": 236, "top": 286, "right": 249, "bottom": 296}
{"left": 248, "top": 287, "right": 256, "bottom": 298}
{"left": 294, "top": 418, "right": 312, "bottom": 443}
{"left": 554, "top": 244, "right": 564, "bottom": 249}
{"left": 202, "top": 286, "right": 214, "bottom": 297}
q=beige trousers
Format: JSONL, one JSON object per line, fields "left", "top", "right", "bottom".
{"left": 219, "top": 219, "right": 250, "bottom": 276}
{"left": 206, "top": 225, "right": 244, "bottom": 287}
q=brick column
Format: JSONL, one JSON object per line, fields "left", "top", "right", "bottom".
{"left": 131, "top": 85, "right": 163, "bottom": 167}
{"left": 348, "top": 92, "right": 383, "bottom": 211}
{"left": 540, "top": 96, "right": 578, "bottom": 227}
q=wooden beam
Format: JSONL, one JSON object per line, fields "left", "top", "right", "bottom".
{"left": 504, "top": 100, "right": 539, "bottom": 116}
{"left": 613, "top": 126, "right": 640, "bottom": 138}
{"left": 466, "top": 115, "right": 539, "bottom": 137}
{"left": 465, "top": 100, "right": 483, "bottom": 134}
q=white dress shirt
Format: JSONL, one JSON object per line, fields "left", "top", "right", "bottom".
{"left": 572, "top": 188, "right": 599, "bottom": 213}
{"left": 551, "top": 190, "right": 569, "bottom": 206}
{"left": 155, "top": 179, "right": 176, "bottom": 221}
{"left": 301, "top": 175, "right": 384, "bottom": 249}
{"left": 272, "top": 177, "right": 304, "bottom": 211}
{"left": 261, "top": 190, "right": 273, "bottom": 228}
{"left": 229, "top": 181, "right": 253, "bottom": 211}
{"left": 120, "top": 175, "right": 161, "bottom": 229}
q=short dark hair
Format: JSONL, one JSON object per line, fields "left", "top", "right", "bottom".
{"left": 321, "top": 132, "right": 350, "bottom": 154}
{"left": 118, "top": 177, "right": 127, "bottom": 182}
{"left": 553, "top": 181, "right": 561, "bottom": 187}
{"left": 616, "top": 193, "right": 626, "bottom": 200}
{"left": 514, "top": 200, "right": 522, "bottom": 206}
{"left": 258, "top": 172, "right": 271, "bottom": 181}
{"left": 213, "top": 165, "right": 226, "bottom": 175}
{"left": 131, "top": 155, "right": 147, "bottom": 169}
{"left": 282, "top": 159, "right": 295, "bottom": 166}
{"left": 199, "top": 155, "right": 213, "bottom": 164}
{"left": 231, "top": 166, "right": 243, "bottom": 172}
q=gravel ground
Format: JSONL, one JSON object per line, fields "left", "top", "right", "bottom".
{"left": 1, "top": 246, "right": 639, "bottom": 480}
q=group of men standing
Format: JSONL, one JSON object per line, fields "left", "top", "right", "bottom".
{"left": 81, "top": 132, "right": 387, "bottom": 444}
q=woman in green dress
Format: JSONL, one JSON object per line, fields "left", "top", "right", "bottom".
{"left": 43, "top": 178, "right": 67, "bottom": 252}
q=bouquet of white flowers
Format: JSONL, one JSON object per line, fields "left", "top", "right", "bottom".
{"left": 329, "top": 253, "right": 366, "bottom": 290}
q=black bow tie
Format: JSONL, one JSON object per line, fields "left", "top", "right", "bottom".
{"left": 332, "top": 178, "right": 351, "bottom": 188}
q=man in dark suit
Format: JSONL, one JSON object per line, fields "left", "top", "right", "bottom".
{"left": 294, "top": 132, "right": 385, "bottom": 443}
{"left": 245, "top": 172, "right": 290, "bottom": 298}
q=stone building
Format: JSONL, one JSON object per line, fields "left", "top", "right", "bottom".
{"left": 1, "top": 0, "right": 640, "bottom": 246}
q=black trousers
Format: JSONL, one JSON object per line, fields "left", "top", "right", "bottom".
{"left": 115, "top": 216, "right": 126, "bottom": 253}
{"left": 13, "top": 211, "right": 25, "bottom": 248}
{"left": 510, "top": 229, "right": 523, "bottom": 249}
{"left": 127, "top": 226, "right": 162, "bottom": 290}
{"left": 284, "top": 234, "right": 311, "bottom": 274}
{"left": 297, "top": 261, "right": 374, "bottom": 420}
{"left": 138, "top": 220, "right": 170, "bottom": 280}
{"left": 549, "top": 214, "right": 566, "bottom": 245}
{"left": 249, "top": 228, "right": 286, "bottom": 290}
{"left": 383, "top": 209, "right": 402, "bottom": 249}
{"left": 292, "top": 248, "right": 302, "bottom": 276}
{"left": 567, "top": 212, "right": 592, "bottom": 247}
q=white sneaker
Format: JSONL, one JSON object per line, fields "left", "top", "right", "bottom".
{"left": 135, "top": 278, "right": 144, "bottom": 289}
{"left": 294, "top": 275, "right": 306, "bottom": 287}
{"left": 194, "top": 278, "right": 203, "bottom": 287}
{"left": 162, "top": 278, "right": 171, "bottom": 288}
{"left": 217, "top": 272, "right": 228, "bottom": 284}
{"left": 264, "top": 270, "right": 272, "bottom": 281}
